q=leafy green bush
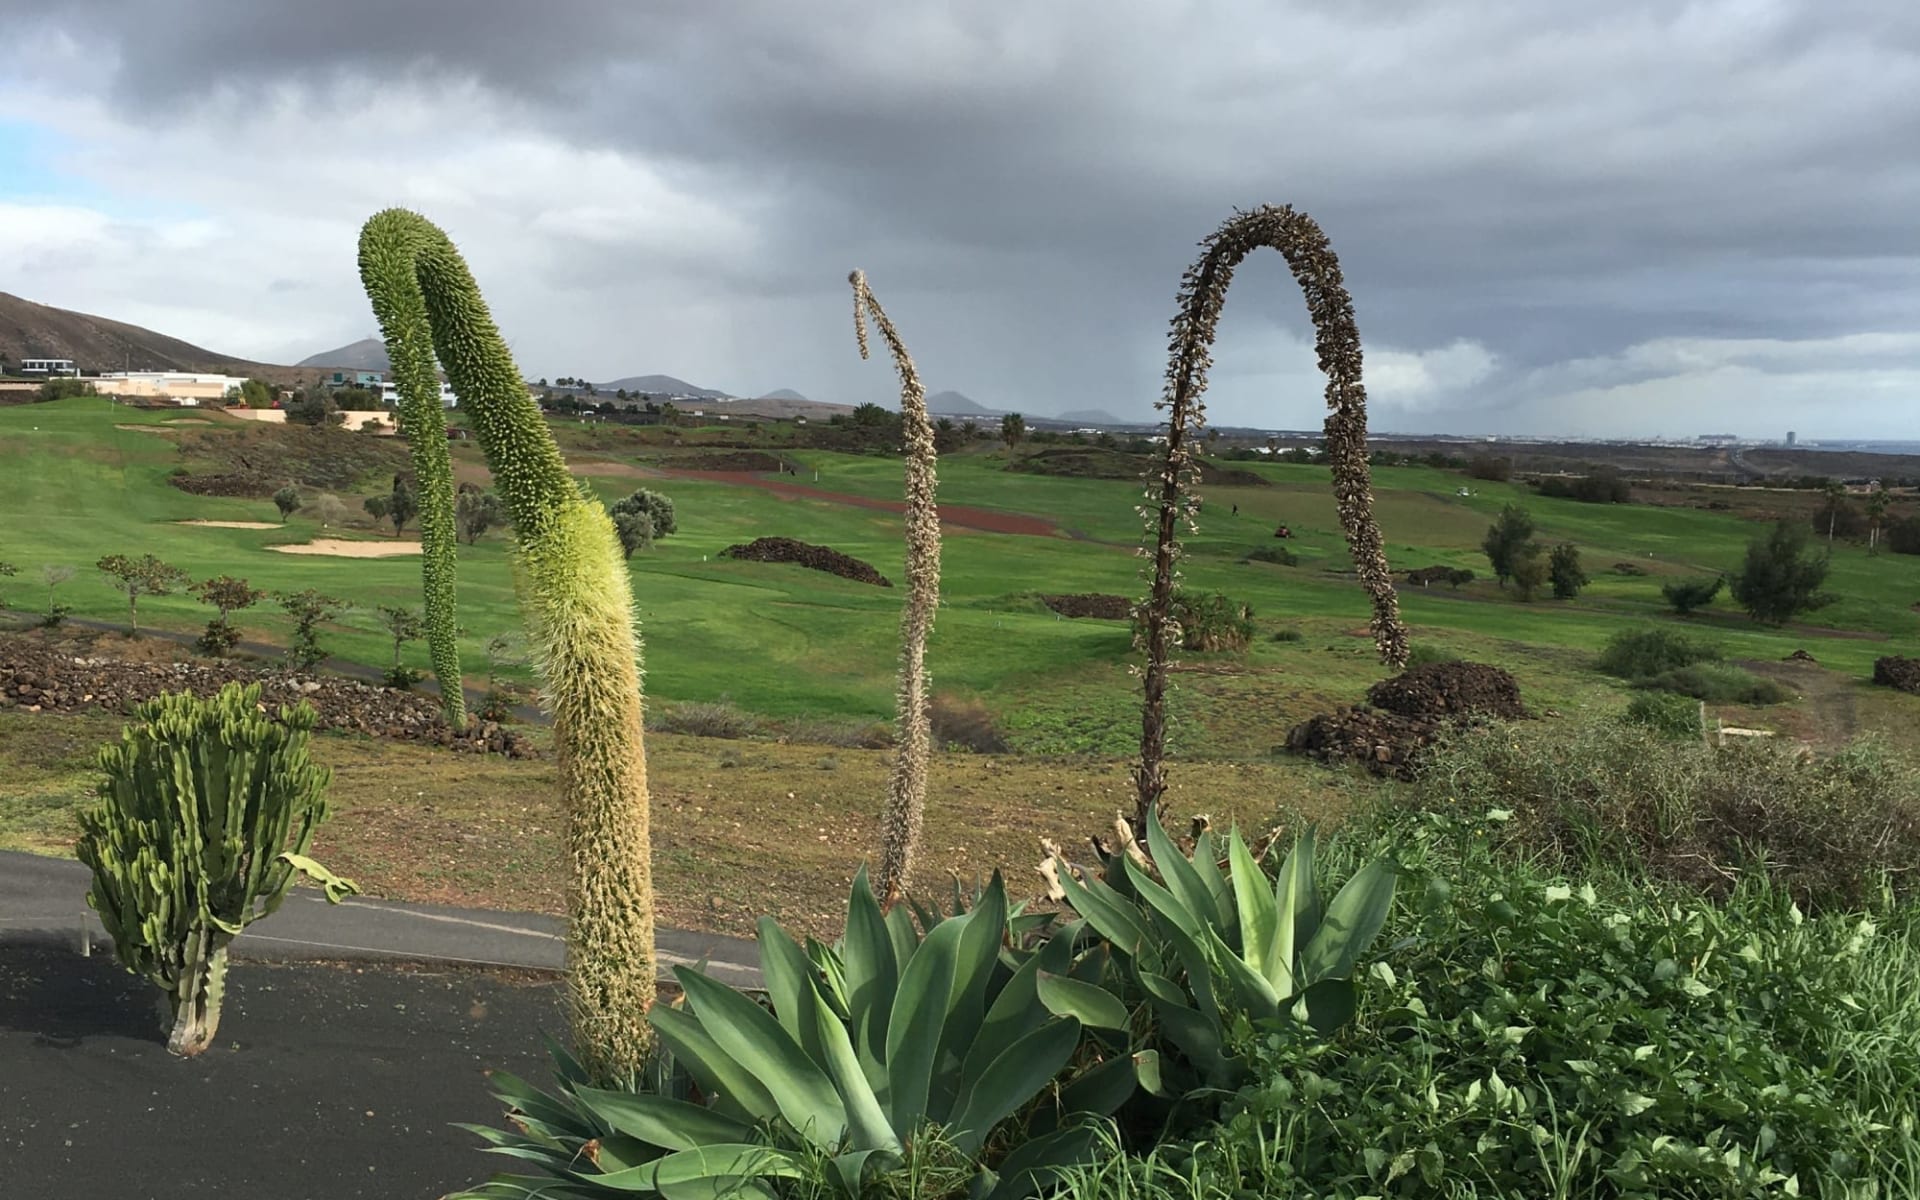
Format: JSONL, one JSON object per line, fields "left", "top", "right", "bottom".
{"left": 1242, "top": 545, "right": 1297, "bottom": 567}
{"left": 1416, "top": 719, "right": 1920, "bottom": 909}
{"left": 1622, "top": 691, "right": 1702, "bottom": 738}
{"left": 1058, "top": 809, "right": 1920, "bottom": 1199}
{"left": 1271, "top": 628, "right": 1305, "bottom": 643}
{"left": 648, "top": 698, "right": 762, "bottom": 740}
{"left": 1402, "top": 643, "right": 1460, "bottom": 669}
{"left": 1638, "top": 662, "right": 1793, "bottom": 705}
{"left": 1596, "top": 627, "right": 1721, "bottom": 679}
{"left": 1132, "top": 591, "right": 1255, "bottom": 653}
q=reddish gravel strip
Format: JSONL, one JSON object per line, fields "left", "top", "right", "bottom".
{"left": 659, "top": 469, "right": 1064, "bottom": 537}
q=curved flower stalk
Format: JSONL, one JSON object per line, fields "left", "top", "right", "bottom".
{"left": 1134, "top": 205, "right": 1408, "bottom": 830}
{"left": 851, "top": 270, "right": 940, "bottom": 906}
{"left": 360, "top": 210, "right": 656, "bottom": 1082}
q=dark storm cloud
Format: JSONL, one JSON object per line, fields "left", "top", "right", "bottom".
{"left": 8, "top": 0, "right": 1919, "bottom": 432}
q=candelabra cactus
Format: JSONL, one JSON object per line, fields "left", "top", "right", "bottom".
{"left": 850, "top": 270, "right": 940, "bottom": 905}
{"left": 359, "top": 209, "right": 657, "bottom": 1082}
{"left": 75, "top": 683, "right": 357, "bottom": 1057}
{"left": 1134, "top": 205, "right": 1408, "bottom": 830}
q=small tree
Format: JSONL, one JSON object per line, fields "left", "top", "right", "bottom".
{"left": 455, "top": 483, "right": 506, "bottom": 545}
{"left": 191, "top": 575, "right": 267, "bottom": 656}
{"left": 385, "top": 474, "right": 418, "bottom": 537}
{"left": 286, "top": 390, "right": 342, "bottom": 427}
{"left": 238, "top": 378, "right": 274, "bottom": 409}
{"left": 609, "top": 488, "right": 676, "bottom": 546}
{"left": 1481, "top": 504, "right": 1536, "bottom": 587}
{"left": 1510, "top": 544, "right": 1549, "bottom": 601}
{"left": 276, "top": 589, "right": 346, "bottom": 670}
{"left": 97, "top": 553, "right": 189, "bottom": 636}
{"left": 1732, "top": 519, "right": 1832, "bottom": 624}
{"left": 41, "top": 563, "right": 74, "bottom": 626}
{"left": 1000, "top": 411, "right": 1026, "bottom": 450}
{"left": 0, "top": 558, "right": 15, "bottom": 609}
{"left": 1821, "top": 479, "right": 1847, "bottom": 548}
{"left": 273, "top": 486, "right": 302, "bottom": 523}
{"left": 1548, "top": 541, "right": 1587, "bottom": 600}
{"left": 1662, "top": 576, "right": 1724, "bottom": 615}
{"left": 1866, "top": 487, "right": 1892, "bottom": 553}
{"left": 362, "top": 493, "right": 391, "bottom": 526}
{"left": 1445, "top": 567, "right": 1475, "bottom": 589}
{"left": 38, "top": 377, "right": 96, "bottom": 402}
{"left": 377, "top": 604, "right": 427, "bottom": 688}
{"left": 613, "top": 511, "right": 654, "bottom": 559}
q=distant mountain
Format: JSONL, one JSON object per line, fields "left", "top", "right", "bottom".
{"left": 297, "top": 337, "right": 390, "bottom": 371}
{"left": 0, "top": 292, "right": 264, "bottom": 373}
{"left": 601, "top": 374, "right": 727, "bottom": 399}
{"left": 927, "top": 389, "right": 997, "bottom": 416}
{"left": 1057, "top": 408, "right": 1126, "bottom": 426}
{"left": 758, "top": 388, "right": 809, "bottom": 402}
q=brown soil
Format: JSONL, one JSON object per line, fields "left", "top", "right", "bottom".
{"left": 174, "top": 519, "right": 278, "bottom": 530}
{"left": 663, "top": 469, "right": 1062, "bottom": 537}
{"left": 1365, "top": 661, "right": 1529, "bottom": 720}
{"left": 1040, "top": 593, "right": 1133, "bottom": 620}
{"left": 659, "top": 450, "right": 790, "bottom": 472}
{"left": 1875, "top": 655, "right": 1920, "bottom": 694}
{"left": 721, "top": 537, "right": 892, "bottom": 586}
{"left": 269, "top": 538, "right": 421, "bottom": 558}
{"left": 169, "top": 472, "right": 270, "bottom": 498}
{"left": 0, "top": 634, "right": 533, "bottom": 757}
{"left": 1284, "top": 707, "right": 1441, "bottom": 780}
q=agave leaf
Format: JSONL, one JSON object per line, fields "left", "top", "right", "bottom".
{"left": 1204, "top": 927, "right": 1282, "bottom": 1021}
{"left": 1141, "top": 810, "right": 1216, "bottom": 930}
{"left": 675, "top": 969, "right": 847, "bottom": 1149}
{"left": 1035, "top": 972, "right": 1130, "bottom": 1032}
{"left": 1188, "top": 829, "right": 1235, "bottom": 931}
{"left": 1056, "top": 868, "right": 1150, "bottom": 956}
{"left": 941, "top": 874, "right": 1010, "bottom": 1065}
{"left": 541, "top": 1032, "right": 592, "bottom": 1091}
{"left": 884, "top": 915, "right": 963, "bottom": 1131}
{"left": 1145, "top": 994, "right": 1227, "bottom": 1083}
{"left": 831, "top": 1149, "right": 896, "bottom": 1199}
{"left": 961, "top": 930, "right": 1074, "bottom": 1090}
{"left": 648, "top": 997, "right": 780, "bottom": 1123}
{"left": 1298, "top": 859, "right": 1397, "bottom": 986}
{"left": 842, "top": 865, "right": 900, "bottom": 1085}
{"left": 1054, "top": 1050, "right": 1143, "bottom": 1120}
{"left": 571, "top": 1088, "right": 756, "bottom": 1153}
{"left": 1227, "top": 830, "right": 1278, "bottom": 981}
{"left": 579, "top": 1143, "right": 804, "bottom": 1192}
{"left": 1269, "top": 831, "right": 1319, "bottom": 987}
{"left": 981, "top": 1124, "right": 1106, "bottom": 1200}
{"left": 276, "top": 851, "right": 359, "bottom": 902}
{"left": 884, "top": 903, "right": 920, "bottom": 974}
{"left": 811, "top": 984, "right": 903, "bottom": 1155}
{"left": 756, "top": 918, "right": 830, "bottom": 1068}
{"left": 1299, "top": 977, "right": 1360, "bottom": 1036}
{"left": 947, "top": 1016, "right": 1081, "bottom": 1157}
{"left": 485, "top": 1071, "right": 600, "bottom": 1139}
{"left": 1123, "top": 858, "right": 1219, "bottom": 1022}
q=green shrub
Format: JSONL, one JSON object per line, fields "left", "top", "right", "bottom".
{"left": 1242, "top": 545, "right": 1297, "bottom": 567}
{"left": 1595, "top": 626, "right": 1721, "bottom": 678}
{"left": 1415, "top": 719, "right": 1920, "bottom": 909}
{"left": 1133, "top": 590, "right": 1255, "bottom": 653}
{"left": 74, "top": 684, "right": 357, "bottom": 1057}
{"left": 929, "top": 693, "right": 1010, "bottom": 753}
{"left": 1402, "top": 643, "right": 1460, "bottom": 668}
{"left": 1639, "top": 661, "right": 1793, "bottom": 705}
{"left": 1059, "top": 810, "right": 1920, "bottom": 1199}
{"left": 1271, "top": 628, "right": 1305, "bottom": 643}
{"left": 1622, "top": 690, "right": 1702, "bottom": 738}
{"left": 648, "top": 698, "right": 762, "bottom": 739}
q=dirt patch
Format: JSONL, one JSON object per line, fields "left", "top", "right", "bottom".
{"left": 1365, "top": 661, "right": 1529, "bottom": 720}
{"left": 721, "top": 537, "right": 892, "bottom": 586}
{"left": 1009, "top": 447, "right": 1270, "bottom": 488}
{"left": 169, "top": 472, "right": 270, "bottom": 498}
{"left": 174, "top": 519, "right": 278, "bottom": 530}
{"left": 1040, "top": 593, "right": 1133, "bottom": 620}
{"left": 1285, "top": 661, "right": 1528, "bottom": 778}
{"left": 269, "top": 538, "right": 421, "bottom": 558}
{"left": 1785, "top": 648, "right": 1818, "bottom": 663}
{"left": 568, "top": 459, "right": 661, "bottom": 479}
{"left": 0, "top": 635, "right": 534, "bottom": 757}
{"left": 658, "top": 450, "right": 791, "bottom": 472}
{"left": 1874, "top": 656, "right": 1920, "bottom": 694}
{"left": 662, "top": 469, "right": 1062, "bottom": 537}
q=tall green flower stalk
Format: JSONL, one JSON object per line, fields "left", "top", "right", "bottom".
{"left": 850, "top": 270, "right": 940, "bottom": 906}
{"left": 369, "top": 249, "right": 465, "bottom": 728}
{"left": 359, "top": 210, "right": 657, "bottom": 1082}
{"left": 1134, "top": 205, "right": 1408, "bottom": 831}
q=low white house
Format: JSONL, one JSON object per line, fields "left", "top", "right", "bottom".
{"left": 20, "top": 357, "right": 78, "bottom": 375}
{"left": 95, "top": 371, "right": 248, "bottom": 403}
{"left": 379, "top": 381, "right": 459, "bottom": 408}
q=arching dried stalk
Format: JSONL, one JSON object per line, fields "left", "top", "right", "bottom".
{"left": 851, "top": 270, "right": 940, "bottom": 906}
{"left": 1133, "top": 205, "right": 1408, "bottom": 831}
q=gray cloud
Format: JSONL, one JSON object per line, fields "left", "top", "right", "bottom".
{"left": 4, "top": 0, "right": 1919, "bottom": 436}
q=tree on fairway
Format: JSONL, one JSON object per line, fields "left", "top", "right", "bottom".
{"left": 1000, "top": 411, "right": 1026, "bottom": 450}
{"left": 1662, "top": 576, "right": 1724, "bottom": 615}
{"left": 1867, "top": 487, "right": 1892, "bottom": 553}
{"left": 385, "top": 475, "right": 418, "bottom": 536}
{"left": 1821, "top": 479, "right": 1847, "bottom": 548}
{"left": 1510, "top": 544, "right": 1550, "bottom": 601}
{"left": 273, "top": 486, "right": 302, "bottom": 523}
{"left": 97, "top": 554, "right": 189, "bottom": 636}
{"left": 0, "top": 558, "right": 15, "bottom": 608}
{"left": 1548, "top": 542, "right": 1587, "bottom": 600}
{"left": 1481, "top": 504, "right": 1536, "bottom": 587}
{"left": 277, "top": 589, "right": 347, "bottom": 670}
{"left": 613, "top": 512, "right": 653, "bottom": 559}
{"left": 362, "top": 494, "right": 391, "bottom": 526}
{"left": 609, "top": 489, "right": 675, "bottom": 545}
{"left": 455, "top": 483, "right": 507, "bottom": 545}
{"left": 1731, "top": 519, "right": 1832, "bottom": 624}
{"left": 286, "top": 390, "right": 342, "bottom": 427}
{"left": 41, "top": 564, "right": 74, "bottom": 622}
{"left": 377, "top": 604, "right": 427, "bottom": 687}
{"left": 191, "top": 575, "right": 267, "bottom": 656}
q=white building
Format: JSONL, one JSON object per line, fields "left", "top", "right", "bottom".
{"left": 379, "top": 381, "right": 459, "bottom": 408}
{"left": 20, "top": 357, "right": 78, "bottom": 375}
{"left": 96, "top": 371, "right": 249, "bottom": 403}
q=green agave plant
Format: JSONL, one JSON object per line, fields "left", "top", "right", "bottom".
{"left": 452, "top": 869, "right": 1154, "bottom": 1200}
{"left": 1055, "top": 811, "right": 1397, "bottom": 1091}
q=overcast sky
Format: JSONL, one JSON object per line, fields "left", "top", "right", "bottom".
{"left": 2, "top": 0, "right": 1917, "bottom": 439}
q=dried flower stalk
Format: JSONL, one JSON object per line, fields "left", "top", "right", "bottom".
{"left": 851, "top": 270, "right": 940, "bottom": 906}
{"left": 1133, "top": 205, "right": 1409, "bottom": 831}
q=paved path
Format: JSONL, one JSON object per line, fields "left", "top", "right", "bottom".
{"left": 0, "top": 850, "right": 761, "bottom": 988}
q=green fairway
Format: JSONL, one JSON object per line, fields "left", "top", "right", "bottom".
{"left": 3, "top": 397, "right": 1916, "bottom": 756}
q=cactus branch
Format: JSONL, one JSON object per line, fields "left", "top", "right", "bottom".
{"left": 851, "top": 270, "right": 940, "bottom": 907}
{"left": 1134, "top": 205, "right": 1408, "bottom": 831}
{"left": 359, "top": 209, "right": 657, "bottom": 1082}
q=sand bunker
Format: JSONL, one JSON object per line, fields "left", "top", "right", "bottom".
{"left": 270, "top": 539, "right": 422, "bottom": 558}
{"left": 175, "top": 519, "right": 279, "bottom": 530}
